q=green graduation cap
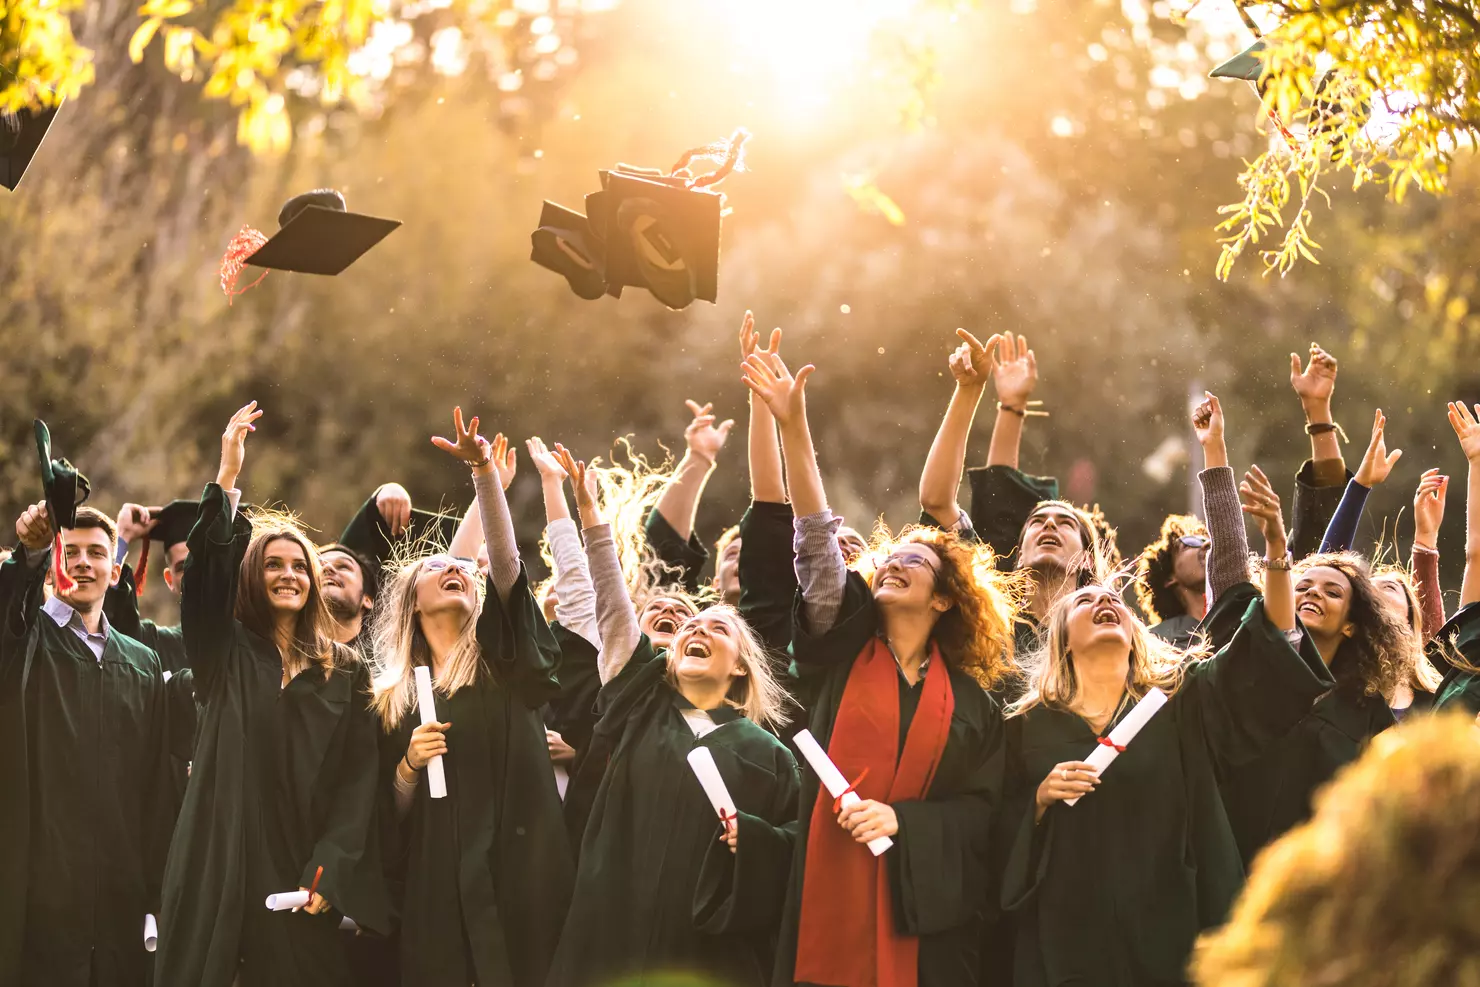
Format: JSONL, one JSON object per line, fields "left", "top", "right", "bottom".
{"left": 34, "top": 419, "right": 89, "bottom": 530}
{"left": 1210, "top": 39, "right": 1267, "bottom": 82}
{"left": 133, "top": 499, "right": 199, "bottom": 596}
{"left": 1, "top": 101, "right": 62, "bottom": 192}
{"left": 595, "top": 169, "right": 723, "bottom": 311}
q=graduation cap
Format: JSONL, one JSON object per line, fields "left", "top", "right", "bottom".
{"left": 337, "top": 505, "right": 463, "bottom": 573}
{"left": 133, "top": 500, "right": 199, "bottom": 597}
{"left": 529, "top": 129, "right": 748, "bottom": 310}
{"left": 1210, "top": 39, "right": 1267, "bottom": 84}
{"left": 220, "top": 189, "right": 401, "bottom": 303}
{"left": 1, "top": 100, "right": 61, "bottom": 192}
{"left": 34, "top": 419, "right": 90, "bottom": 593}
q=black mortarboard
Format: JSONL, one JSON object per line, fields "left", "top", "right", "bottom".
{"left": 1210, "top": 40, "right": 1267, "bottom": 82}
{"left": 531, "top": 200, "right": 608, "bottom": 300}
{"left": 133, "top": 499, "right": 199, "bottom": 597}
{"left": 34, "top": 418, "right": 89, "bottom": 593}
{"left": 1, "top": 101, "right": 61, "bottom": 192}
{"left": 596, "top": 169, "right": 722, "bottom": 310}
{"left": 337, "top": 504, "right": 463, "bottom": 572}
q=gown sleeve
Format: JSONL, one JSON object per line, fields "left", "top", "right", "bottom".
{"left": 887, "top": 687, "right": 1003, "bottom": 935}
{"left": 965, "top": 465, "right": 1058, "bottom": 563}
{"left": 737, "top": 501, "right": 799, "bottom": 656}
{"left": 1289, "top": 460, "right": 1353, "bottom": 561}
{"left": 179, "top": 483, "right": 251, "bottom": 698}
{"left": 0, "top": 548, "right": 47, "bottom": 656}
{"left": 644, "top": 507, "right": 709, "bottom": 595}
{"left": 475, "top": 565, "right": 562, "bottom": 710}
{"left": 103, "top": 563, "right": 147, "bottom": 642}
{"left": 789, "top": 571, "right": 878, "bottom": 675}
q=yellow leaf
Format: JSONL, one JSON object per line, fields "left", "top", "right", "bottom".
{"left": 842, "top": 175, "right": 906, "bottom": 227}
{"left": 129, "top": 17, "right": 162, "bottom": 63}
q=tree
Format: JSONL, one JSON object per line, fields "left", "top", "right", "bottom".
{"left": 1172, "top": 0, "right": 1480, "bottom": 280}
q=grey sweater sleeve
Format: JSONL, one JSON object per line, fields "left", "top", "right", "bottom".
{"left": 793, "top": 509, "right": 848, "bottom": 635}
{"left": 473, "top": 469, "right": 520, "bottom": 604}
{"left": 1200, "top": 466, "right": 1252, "bottom": 604}
{"left": 584, "top": 523, "right": 642, "bottom": 685}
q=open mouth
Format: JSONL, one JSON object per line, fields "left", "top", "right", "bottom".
{"left": 653, "top": 616, "right": 679, "bottom": 635}
{"left": 273, "top": 586, "right": 301, "bottom": 600}
{"left": 879, "top": 574, "right": 908, "bottom": 590}
{"left": 1298, "top": 601, "right": 1325, "bottom": 619}
{"left": 440, "top": 574, "right": 467, "bottom": 593}
{"left": 684, "top": 640, "right": 712, "bottom": 659}
{"left": 1092, "top": 605, "right": 1121, "bottom": 626}
{"left": 1036, "top": 533, "right": 1063, "bottom": 550}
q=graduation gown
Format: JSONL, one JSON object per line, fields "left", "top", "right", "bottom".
{"left": 774, "top": 573, "right": 1005, "bottom": 987}
{"left": 645, "top": 507, "right": 711, "bottom": 595}
{"left": 546, "top": 620, "right": 602, "bottom": 769}
{"left": 381, "top": 567, "right": 573, "bottom": 987}
{"left": 999, "top": 584, "right": 1333, "bottom": 987}
{"left": 0, "top": 553, "right": 174, "bottom": 987}
{"left": 1431, "top": 602, "right": 1480, "bottom": 715}
{"left": 552, "top": 638, "right": 799, "bottom": 987}
{"left": 156, "top": 484, "right": 393, "bottom": 987}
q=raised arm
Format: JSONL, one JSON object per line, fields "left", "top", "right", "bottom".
{"left": 1194, "top": 393, "right": 1251, "bottom": 602}
{"left": 528, "top": 436, "right": 598, "bottom": 643}
{"left": 984, "top": 333, "right": 1040, "bottom": 470}
{"left": 1411, "top": 467, "right": 1448, "bottom": 639}
{"left": 431, "top": 410, "right": 519, "bottom": 604}
{"left": 1288, "top": 343, "right": 1351, "bottom": 557}
{"left": 1240, "top": 466, "right": 1296, "bottom": 632}
{"left": 1446, "top": 402, "right": 1480, "bottom": 607}
{"left": 655, "top": 399, "right": 733, "bottom": 541}
{"left": 1320, "top": 409, "right": 1401, "bottom": 553}
{"left": 742, "top": 312, "right": 788, "bottom": 504}
{"left": 919, "top": 329, "right": 997, "bottom": 528}
{"left": 2, "top": 503, "right": 54, "bottom": 646}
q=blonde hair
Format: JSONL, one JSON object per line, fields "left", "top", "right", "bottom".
{"left": 368, "top": 554, "right": 487, "bottom": 731}
{"left": 1370, "top": 563, "right": 1444, "bottom": 695}
{"left": 855, "top": 521, "right": 1028, "bottom": 692}
{"left": 1008, "top": 570, "right": 1205, "bottom": 718}
{"left": 1192, "top": 712, "right": 1480, "bottom": 987}
{"left": 670, "top": 604, "right": 793, "bottom": 728}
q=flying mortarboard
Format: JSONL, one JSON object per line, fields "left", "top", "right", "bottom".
{"left": 34, "top": 419, "right": 90, "bottom": 593}
{"left": 220, "top": 189, "right": 401, "bottom": 303}
{"left": 1, "top": 100, "right": 61, "bottom": 192}
{"left": 133, "top": 500, "right": 199, "bottom": 597}
{"left": 529, "top": 129, "right": 748, "bottom": 310}
{"left": 1210, "top": 39, "right": 1267, "bottom": 83}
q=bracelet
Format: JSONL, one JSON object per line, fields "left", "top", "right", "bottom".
{"left": 997, "top": 401, "right": 1049, "bottom": 418}
{"left": 468, "top": 456, "right": 492, "bottom": 470}
{"left": 1412, "top": 542, "right": 1439, "bottom": 556}
{"left": 1304, "top": 421, "right": 1350, "bottom": 443}
{"left": 1262, "top": 553, "right": 1293, "bottom": 571}
{"left": 401, "top": 754, "right": 420, "bottom": 774}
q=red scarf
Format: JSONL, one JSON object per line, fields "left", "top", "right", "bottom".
{"left": 794, "top": 637, "right": 955, "bottom": 987}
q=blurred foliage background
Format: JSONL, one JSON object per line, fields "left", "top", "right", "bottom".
{"left": 4, "top": 0, "right": 1480, "bottom": 620}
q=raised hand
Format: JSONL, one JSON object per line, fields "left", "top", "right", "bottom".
{"left": 218, "top": 401, "right": 263, "bottom": 489}
{"left": 431, "top": 407, "right": 492, "bottom": 468}
{"left": 741, "top": 352, "right": 814, "bottom": 428}
{"left": 1240, "top": 465, "right": 1288, "bottom": 553}
{"left": 739, "top": 309, "right": 784, "bottom": 363}
{"left": 16, "top": 502, "right": 53, "bottom": 551}
{"left": 991, "top": 332, "right": 1038, "bottom": 409}
{"left": 525, "top": 436, "right": 568, "bottom": 482}
{"left": 1354, "top": 409, "right": 1402, "bottom": 487}
{"left": 1413, "top": 468, "right": 1447, "bottom": 550}
{"left": 1447, "top": 401, "right": 1480, "bottom": 463}
{"left": 553, "top": 443, "right": 601, "bottom": 527}
{"left": 948, "top": 329, "right": 999, "bottom": 389}
{"left": 490, "top": 433, "right": 518, "bottom": 491}
{"left": 115, "top": 503, "right": 159, "bottom": 545}
{"left": 1192, "top": 392, "right": 1224, "bottom": 449}
{"left": 375, "top": 483, "right": 413, "bottom": 538}
{"left": 1289, "top": 343, "right": 1338, "bottom": 406}
{"left": 683, "top": 399, "right": 735, "bottom": 464}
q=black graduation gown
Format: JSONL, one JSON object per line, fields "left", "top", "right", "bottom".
{"left": 646, "top": 507, "right": 711, "bottom": 595}
{"left": 380, "top": 567, "right": 573, "bottom": 987}
{"left": 0, "top": 553, "right": 174, "bottom": 987}
{"left": 546, "top": 620, "right": 602, "bottom": 769}
{"left": 1431, "top": 602, "right": 1480, "bottom": 715}
{"left": 774, "top": 572, "right": 1005, "bottom": 987}
{"left": 965, "top": 465, "right": 1058, "bottom": 565}
{"left": 999, "top": 584, "right": 1333, "bottom": 987}
{"left": 737, "top": 501, "right": 799, "bottom": 660}
{"left": 552, "top": 638, "right": 800, "bottom": 987}
{"left": 156, "top": 484, "right": 393, "bottom": 987}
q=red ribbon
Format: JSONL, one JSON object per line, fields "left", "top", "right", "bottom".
{"left": 1096, "top": 736, "right": 1126, "bottom": 754}
{"left": 308, "top": 864, "right": 323, "bottom": 898}
{"left": 832, "top": 766, "right": 872, "bottom": 814}
{"left": 52, "top": 532, "right": 74, "bottom": 594}
{"left": 718, "top": 807, "right": 737, "bottom": 834}
{"left": 135, "top": 535, "right": 151, "bottom": 597}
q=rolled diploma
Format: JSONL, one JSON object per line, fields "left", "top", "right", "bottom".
{"left": 265, "top": 890, "right": 311, "bottom": 911}
{"left": 793, "top": 729, "right": 893, "bottom": 856}
{"left": 143, "top": 913, "right": 157, "bottom": 952}
{"left": 414, "top": 665, "right": 448, "bottom": 799}
{"left": 686, "top": 746, "right": 739, "bottom": 831}
{"left": 339, "top": 916, "right": 359, "bottom": 932}
{"left": 1064, "top": 686, "right": 1169, "bottom": 807}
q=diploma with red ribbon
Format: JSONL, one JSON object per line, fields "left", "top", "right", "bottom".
{"left": 687, "top": 746, "right": 740, "bottom": 836}
{"left": 1065, "top": 686, "right": 1169, "bottom": 807}
{"left": 793, "top": 729, "right": 893, "bottom": 855}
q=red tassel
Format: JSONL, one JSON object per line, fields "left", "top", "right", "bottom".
{"left": 221, "top": 225, "right": 271, "bottom": 303}
{"left": 135, "top": 535, "right": 151, "bottom": 597}
{"left": 53, "top": 532, "right": 75, "bottom": 594}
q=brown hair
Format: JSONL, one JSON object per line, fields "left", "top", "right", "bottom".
{"left": 1018, "top": 499, "right": 1121, "bottom": 578}
{"left": 1192, "top": 712, "right": 1480, "bottom": 987}
{"left": 1369, "top": 563, "right": 1444, "bottom": 696}
{"left": 857, "top": 523, "right": 1027, "bottom": 692}
{"left": 714, "top": 524, "right": 741, "bottom": 560}
{"left": 67, "top": 506, "right": 118, "bottom": 551}
{"left": 235, "top": 524, "right": 347, "bottom": 679}
{"left": 1134, "top": 514, "right": 1208, "bottom": 623}
{"left": 1295, "top": 552, "right": 1409, "bottom": 700}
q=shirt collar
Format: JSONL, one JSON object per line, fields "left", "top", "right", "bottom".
{"left": 880, "top": 633, "right": 930, "bottom": 679}
{"left": 670, "top": 687, "right": 744, "bottom": 725}
{"left": 42, "top": 595, "right": 110, "bottom": 639}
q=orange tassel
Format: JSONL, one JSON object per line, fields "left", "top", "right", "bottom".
{"left": 53, "top": 533, "right": 74, "bottom": 594}
{"left": 221, "top": 226, "right": 271, "bottom": 303}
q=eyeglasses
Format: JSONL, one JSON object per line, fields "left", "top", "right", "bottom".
{"left": 878, "top": 553, "right": 938, "bottom": 573}
{"left": 1179, "top": 535, "right": 1209, "bottom": 549}
{"left": 424, "top": 556, "right": 480, "bottom": 577}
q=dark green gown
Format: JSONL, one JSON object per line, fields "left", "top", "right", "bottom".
{"left": 379, "top": 567, "right": 573, "bottom": 987}
{"left": 645, "top": 508, "right": 711, "bottom": 595}
{"left": 0, "top": 552, "right": 174, "bottom": 987}
{"left": 553, "top": 638, "right": 800, "bottom": 987}
{"left": 1431, "top": 602, "right": 1480, "bottom": 715}
{"left": 155, "top": 484, "right": 393, "bottom": 987}
{"left": 546, "top": 620, "right": 602, "bottom": 772}
{"left": 737, "top": 501, "right": 798, "bottom": 660}
{"left": 999, "top": 585, "right": 1332, "bottom": 987}
{"left": 774, "top": 573, "right": 1005, "bottom": 987}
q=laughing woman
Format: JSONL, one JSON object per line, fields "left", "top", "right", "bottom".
{"left": 372, "top": 408, "right": 572, "bottom": 987}
{"left": 999, "top": 463, "right": 1333, "bottom": 987}
{"left": 156, "top": 403, "right": 393, "bottom": 987}
{"left": 548, "top": 443, "right": 798, "bottom": 987}
{"left": 743, "top": 350, "right": 1018, "bottom": 987}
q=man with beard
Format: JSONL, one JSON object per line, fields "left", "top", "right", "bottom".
{"left": 316, "top": 542, "right": 379, "bottom": 651}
